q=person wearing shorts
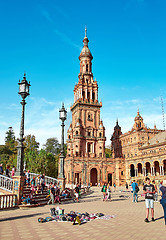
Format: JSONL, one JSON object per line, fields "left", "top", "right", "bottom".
{"left": 143, "top": 177, "right": 155, "bottom": 223}
{"left": 73, "top": 184, "right": 79, "bottom": 202}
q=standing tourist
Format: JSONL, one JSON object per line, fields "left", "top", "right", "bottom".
{"left": 131, "top": 181, "right": 133, "bottom": 201}
{"left": 54, "top": 185, "right": 61, "bottom": 204}
{"left": 102, "top": 183, "right": 107, "bottom": 201}
{"left": 26, "top": 170, "right": 30, "bottom": 185}
{"left": 73, "top": 184, "right": 80, "bottom": 202}
{"left": 152, "top": 180, "right": 158, "bottom": 202}
{"left": 0, "top": 164, "right": 4, "bottom": 175}
{"left": 131, "top": 180, "right": 138, "bottom": 203}
{"left": 5, "top": 165, "right": 10, "bottom": 177}
{"left": 11, "top": 166, "right": 16, "bottom": 177}
{"left": 106, "top": 183, "right": 111, "bottom": 201}
{"left": 159, "top": 181, "right": 163, "bottom": 194}
{"left": 160, "top": 180, "right": 166, "bottom": 225}
{"left": 48, "top": 183, "right": 55, "bottom": 205}
{"left": 113, "top": 183, "right": 116, "bottom": 192}
{"left": 143, "top": 177, "right": 155, "bottom": 222}
{"left": 40, "top": 174, "right": 45, "bottom": 194}
{"left": 125, "top": 182, "right": 128, "bottom": 190}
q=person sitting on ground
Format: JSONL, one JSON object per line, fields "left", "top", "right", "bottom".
{"left": 143, "top": 177, "right": 155, "bottom": 223}
{"left": 21, "top": 194, "right": 31, "bottom": 205}
{"left": 73, "top": 184, "right": 80, "bottom": 202}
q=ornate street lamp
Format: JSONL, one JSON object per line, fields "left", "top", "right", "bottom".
{"left": 15, "top": 73, "right": 30, "bottom": 176}
{"left": 58, "top": 103, "right": 67, "bottom": 189}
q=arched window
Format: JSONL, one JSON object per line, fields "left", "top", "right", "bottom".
{"left": 87, "top": 91, "right": 90, "bottom": 102}
{"left": 76, "top": 131, "right": 78, "bottom": 135}
{"left": 68, "top": 135, "right": 71, "bottom": 140}
{"left": 86, "top": 64, "right": 88, "bottom": 72}
{"left": 88, "top": 131, "right": 91, "bottom": 136}
{"left": 99, "top": 132, "right": 102, "bottom": 137}
{"left": 82, "top": 91, "right": 85, "bottom": 100}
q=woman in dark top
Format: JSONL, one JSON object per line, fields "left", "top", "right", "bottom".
{"left": 160, "top": 183, "right": 166, "bottom": 225}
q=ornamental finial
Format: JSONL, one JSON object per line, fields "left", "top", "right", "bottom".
{"left": 85, "top": 25, "right": 87, "bottom": 37}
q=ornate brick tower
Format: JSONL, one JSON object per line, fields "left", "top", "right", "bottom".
{"left": 111, "top": 119, "right": 122, "bottom": 158}
{"left": 65, "top": 28, "right": 111, "bottom": 186}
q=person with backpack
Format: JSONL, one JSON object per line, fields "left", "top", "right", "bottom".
{"left": 131, "top": 180, "right": 139, "bottom": 202}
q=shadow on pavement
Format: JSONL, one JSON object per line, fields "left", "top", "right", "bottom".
{"left": 0, "top": 212, "right": 48, "bottom": 222}
{"left": 154, "top": 216, "right": 164, "bottom": 221}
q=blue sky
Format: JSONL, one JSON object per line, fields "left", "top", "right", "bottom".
{"left": 0, "top": 0, "right": 166, "bottom": 147}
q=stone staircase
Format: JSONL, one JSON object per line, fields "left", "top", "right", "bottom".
{"left": 22, "top": 185, "right": 49, "bottom": 207}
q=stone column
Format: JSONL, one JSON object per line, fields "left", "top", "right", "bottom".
{"left": 93, "top": 142, "right": 94, "bottom": 153}
{"left": 151, "top": 167, "right": 153, "bottom": 176}
{"left": 153, "top": 167, "right": 155, "bottom": 176}
{"left": 86, "top": 88, "right": 87, "bottom": 99}
{"left": 160, "top": 166, "right": 164, "bottom": 176}
{"left": 96, "top": 90, "right": 98, "bottom": 101}
{"left": 12, "top": 176, "right": 24, "bottom": 205}
{"left": 81, "top": 88, "right": 82, "bottom": 98}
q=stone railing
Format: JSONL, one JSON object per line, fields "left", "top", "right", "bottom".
{"left": 0, "top": 175, "right": 13, "bottom": 192}
{"left": 0, "top": 194, "right": 17, "bottom": 210}
{"left": 29, "top": 173, "right": 58, "bottom": 186}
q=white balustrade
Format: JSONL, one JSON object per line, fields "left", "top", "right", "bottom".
{"left": 0, "top": 175, "right": 13, "bottom": 192}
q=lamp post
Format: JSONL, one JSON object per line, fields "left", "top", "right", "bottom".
{"left": 15, "top": 73, "right": 30, "bottom": 176}
{"left": 12, "top": 73, "right": 30, "bottom": 204}
{"left": 58, "top": 103, "right": 67, "bottom": 190}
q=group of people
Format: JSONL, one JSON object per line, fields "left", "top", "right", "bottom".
{"left": 130, "top": 177, "right": 166, "bottom": 225}
{"left": 101, "top": 183, "right": 111, "bottom": 201}
{"left": 0, "top": 164, "right": 16, "bottom": 178}
{"left": 48, "top": 182, "right": 81, "bottom": 204}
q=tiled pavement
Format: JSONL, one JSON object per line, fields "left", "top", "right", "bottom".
{"left": 0, "top": 187, "right": 165, "bottom": 240}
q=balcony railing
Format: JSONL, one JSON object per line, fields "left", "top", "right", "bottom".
{"left": 0, "top": 194, "right": 17, "bottom": 210}
{"left": 29, "top": 173, "right": 58, "bottom": 186}
{"left": 0, "top": 175, "right": 13, "bottom": 192}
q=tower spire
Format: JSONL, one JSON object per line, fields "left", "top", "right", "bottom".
{"left": 85, "top": 25, "right": 87, "bottom": 37}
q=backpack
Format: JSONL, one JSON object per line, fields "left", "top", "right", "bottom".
{"left": 135, "top": 185, "right": 139, "bottom": 192}
{"left": 50, "top": 208, "right": 56, "bottom": 216}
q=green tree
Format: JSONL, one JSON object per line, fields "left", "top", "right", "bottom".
{"left": 43, "top": 137, "right": 60, "bottom": 155}
{"left": 23, "top": 134, "right": 40, "bottom": 171}
{"left": 105, "top": 145, "right": 112, "bottom": 158}
{"left": 5, "top": 127, "right": 16, "bottom": 151}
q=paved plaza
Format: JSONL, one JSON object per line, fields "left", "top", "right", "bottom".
{"left": 0, "top": 187, "right": 165, "bottom": 240}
